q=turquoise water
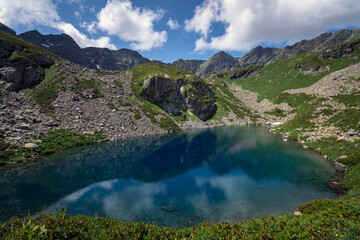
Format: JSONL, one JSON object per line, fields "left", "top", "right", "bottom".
{"left": 0, "top": 126, "right": 339, "bottom": 227}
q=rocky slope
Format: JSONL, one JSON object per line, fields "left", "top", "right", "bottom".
{"left": 1, "top": 30, "right": 257, "bottom": 166}
{"left": 173, "top": 28, "right": 360, "bottom": 76}
{"left": 18, "top": 29, "right": 150, "bottom": 71}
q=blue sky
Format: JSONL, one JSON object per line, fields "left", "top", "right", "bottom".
{"left": 1, "top": 0, "right": 360, "bottom": 63}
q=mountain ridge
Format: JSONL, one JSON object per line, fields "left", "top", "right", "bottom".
{"left": 18, "top": 29, "right": 151, "bottom": 71}
{"left": 173, "top": 28, "right": 360, "bottom": 75}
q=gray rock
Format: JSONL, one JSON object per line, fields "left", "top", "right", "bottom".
{"left": 347, "top": 129, "right": 359, "bottom": 136}
{"left": 335, "top": 161, "right": 348, "bottom": 172}
{"left": 24, "top": 143, "right": 37, "bottom": 149}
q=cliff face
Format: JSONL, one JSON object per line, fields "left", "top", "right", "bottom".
{"left": 0, "top": 32, "right": 55, "bottom": 92}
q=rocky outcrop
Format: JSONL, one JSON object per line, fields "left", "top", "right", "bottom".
{"left": 0, "top": 60, "right": 44, "bottom": 91}
{"left": 0, "top": 35, "right": 54, "bottom": 92}
{"left": 140, "top": 76, "right": 187, "bottom": 114}
{"left": 172, "top": 59, "right": 205, "bottom": 74}
{"left": 140, "top": 75, "right": 216, "bottom": 120}
{"left": 228, "top": 65, "right": 262, "bottom": 80}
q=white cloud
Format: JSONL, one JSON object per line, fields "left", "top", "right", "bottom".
{"left": 97, "top": 0, "right": 167, "bottom": 51}
{"left": 185, "top": 0, "right": 360, "bottom": 51}
{"left": 0, "top": 0, "right": 60, "bottom": 27}
{"left": 54, "top": 22, "right": 116, "bottom": 49}
{"left": 167, "top": 19, "right": 180, "bottom": 30}
{"left": 0, "top": 0, "right": 117, "bottom": 50}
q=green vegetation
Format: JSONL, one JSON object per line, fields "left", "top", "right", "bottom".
{"left": 209, "top": 80, "right": 257, "bottom": 122}
{"left": 138, "top": 101, "right": 180, "bottom": 132}
{"left": 0, "top": 31, "right": 56, "bottom": 58}
{"left": 107, "top": 102, "right": 119, "bottom": 111}
{"left": 326, "top": 109, "right": 360, "bottom": 132}
{"left": 1, "top": 195, "right": 359, "bottom": 239}
{"left": 0, "top": 130, "right": 107, "bottom": 166}
{"left": 113, "top": 79, "right": 123, "bottom": 89}
{"left": 134, "top": 109, "right": 141, "bottom": 119}
{"left": 32, "top": 66, "right": 67, "bottom": 115}
{"left": 72, "top": 77, "right": 103, "bottom": 99}
{"left": 208, "top": 42, "right": 360, "bottom": 102}
{"left": 265, "top": 108, "right": 287, "bottom": 117}
{"left": 332, "top": 93, "right": 360, "bottom": 107}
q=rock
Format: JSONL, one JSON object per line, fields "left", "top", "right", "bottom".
{"left": 347, "top": 129, "right": 359, "bottom": 136}
{"left": 140, "top": 75, "right": 215, "bottom": 120}
{"left": 326, "top": 181, "right": 347, "bottom": 193}
{"left": 283, "top": 138, "right": 288, "bottom": 142}
{"left": 18, "top": 123, "right": 31, "bottom": 130}
{"left": 335, "top": 161, "right": 348, "bottom": 172}
{"left": 294, "top": 211, "right": 302, "bottom": 216}
{"left": 24, "top": 143, "right": 37, "bottom": 149}
{"left": 303, "top": 145, "right": 309, "bottom": 149}
{"left": 160, "top": 205, "right": 177, "bottom": 213}
{"left": 271, "top": 122, "right": 283, "bottom": 127}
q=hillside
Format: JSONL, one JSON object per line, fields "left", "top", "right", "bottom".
{"left": 173, "top": 28, "right": 360, "bottom": 76}
{"left": 1, "top": 26, "right": 360, "bottom": 239}
{"left": 18, "top": 29, "right": 150, "bottom": 71}
{"left": 0, "top": 30, "right": 257, "bottom": 166}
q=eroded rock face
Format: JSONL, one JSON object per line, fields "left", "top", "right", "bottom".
{"left": 140, "top": 76, "right": 187, "bottom": 115}
{"left": 0, "top": 60, "right": 44, "bottom": 91}
{"left": 140, "top": 76, "right": 216, "bottom": 120}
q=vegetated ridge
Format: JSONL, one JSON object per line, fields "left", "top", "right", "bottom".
{"left": 0, "top": 23, "right": 360, "bottom": 239}
{"left": 173, "top": 28, "right": 360, "bottom": 76}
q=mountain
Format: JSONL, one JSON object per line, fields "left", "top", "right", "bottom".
{"left": 173, "top": 28, "right": 360, "bottom": 75}
{"left": 0, "top": 23, "right": 16, "bottom": 36}
{"left": 18, "top": 30, "right": 150, "bottom": 71}
{"left": 171, "top": 59, "right": 205, "bottom": 73}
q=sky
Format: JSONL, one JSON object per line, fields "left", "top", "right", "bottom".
{"left": 0, "top": 0, "right": 360, "bottom": 63}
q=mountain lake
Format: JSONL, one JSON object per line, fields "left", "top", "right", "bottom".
{"left": 0, "top": 126, "right": 340, "bottom": 228}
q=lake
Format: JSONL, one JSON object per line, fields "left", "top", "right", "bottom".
{"left": 0, "top": 126, "right": 340, "bottom": 227}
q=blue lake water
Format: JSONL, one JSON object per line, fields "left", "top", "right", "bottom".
{"left": 0, "top": 126, "right": 340, "bottom": 227}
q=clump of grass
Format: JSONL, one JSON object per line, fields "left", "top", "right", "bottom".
{"left": 33, "top": 73, "right": 66, "bottom": 115}
{"left": 134, "top": 109, "right": 141, "bottom": 119}
{"left": 72, "top": 77, "right": 103, "bottom": 99}
{"left": 113, "top": 80, "right": 123, "bottom": 89}
{"left": 265, "top": 108, "right": 287, "bottom": 117}
{"left": 332, "top": 93, "right": 360, "bottom": 107}
{"left": 107, "top": 102, "right": 119, "bottom": 111}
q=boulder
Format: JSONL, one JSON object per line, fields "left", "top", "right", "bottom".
{"left": 24, "top": 143, "right": 37, "bottom": 149}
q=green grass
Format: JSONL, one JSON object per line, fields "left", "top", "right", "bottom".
{"left": 0, "top": 31, "right": 57, "bottom": 58}
{"left": 332, "top": 93, "right": 360, "bottom": 107}
{"left": 265, "top": 108, "right": 287, "bottom": 117}
{"left": 131, "top": 62, "right": 200, "bottom": 96}
{"left": 326, "top": 108, "right": 360, "bottom": 132}
{"left": 73, "top": 77, "right": 103, "bottom": 99}
{"left": 138, "top": 101, "right": 180, "bottom": 132}
{"left": 1, "top": 195, "right": 359, "bottom": 239}
{"left": 134, "top": 109, "right": 141, "bottom": 119}
{"left": 113, "top": 79, "right": 123, "bottom": 89}
{"left": 208, "top": 43, "right": 360, "bottom": 102}
{"left": 208, "top": 80, "right": 258, "bottom": 122}
{"left": 0, "top": 130, "right": 108, "bottom": 166}
{"left": 32, "top": 67, "right": 67, "bottom": 115}
{"left": 107, "top": 102, "right": 119, "bottom": 111}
